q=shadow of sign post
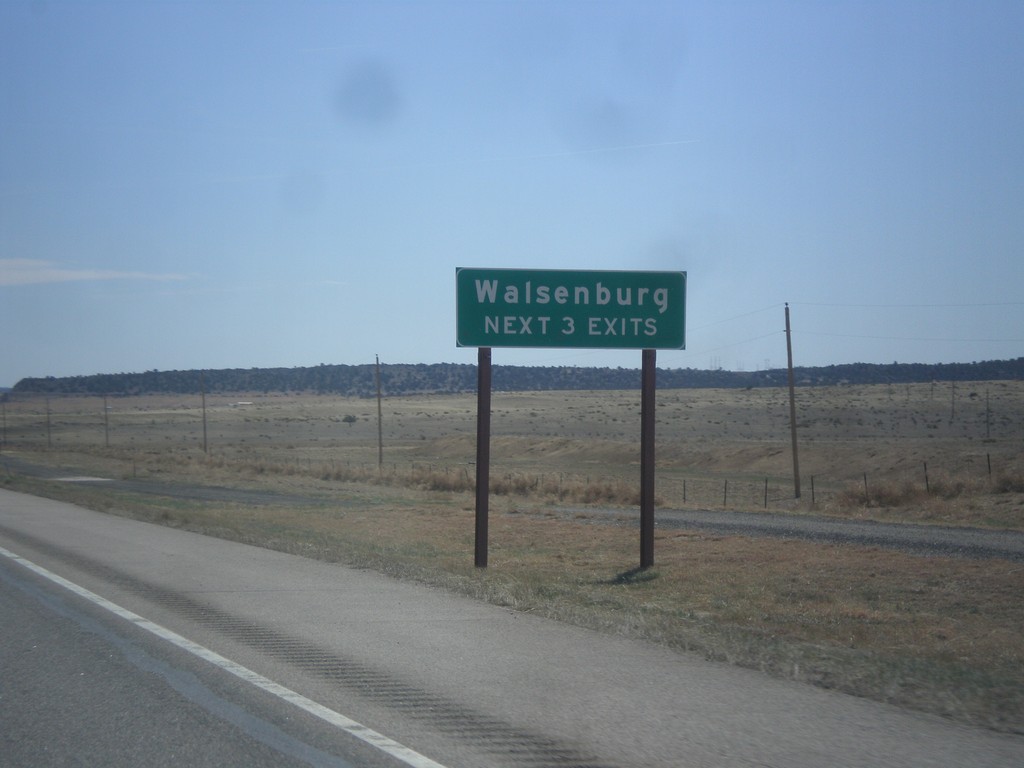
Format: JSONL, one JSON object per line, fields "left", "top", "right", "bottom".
{"left": 456, "top": 268, "right": 686, "bottom": 569}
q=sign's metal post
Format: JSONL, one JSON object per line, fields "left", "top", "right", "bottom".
{"left": 457, "top": 268, "right": 685, "bottom": 570}
{"left": 475, "top": 347, "right": 492, "bottom": 568}
{"left": 640, "top": 349, "right": 656, "bottom": 569}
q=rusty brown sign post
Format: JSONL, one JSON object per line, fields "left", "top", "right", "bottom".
{"left": 457, "top": 268, "right": 686, "bottom": 569}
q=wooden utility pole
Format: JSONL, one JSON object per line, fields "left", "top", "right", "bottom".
{"left": 785, "top": 304, "right": 801, "bottom": 498}
{"left": 375, "top": 355, "right": 384, "bottom": 469}
{"left": 200, "top": 371, "right": 208, "bottom": 454}
{"left": 103, "top": 394, "right": 110, "bottom": 448}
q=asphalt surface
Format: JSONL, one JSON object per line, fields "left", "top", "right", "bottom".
{"left": 2, "top": 487, "right": 1024, "bottom": 767}
{"left": 0, "top": 558, "right": 379, "bottom": 768}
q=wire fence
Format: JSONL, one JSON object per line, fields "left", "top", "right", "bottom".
{"left": 2, "top": 391, "right": 1020, "bottom": 512}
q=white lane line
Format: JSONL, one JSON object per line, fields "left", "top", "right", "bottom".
{"left": 0, "top": 545, "right": 449, "bottom": 768}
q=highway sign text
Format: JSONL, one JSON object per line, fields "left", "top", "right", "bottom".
{"left": 456, "top": 268, "right": 686, "bottom": 350}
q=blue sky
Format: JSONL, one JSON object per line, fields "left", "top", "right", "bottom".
{"left": 2, "top": 0, "right": 1022, "bottom": 386}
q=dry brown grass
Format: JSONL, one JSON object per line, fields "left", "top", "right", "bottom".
{"left": 3, "top": 382, "right": 1023, "bottom": 730}
{"left": 5, "top": 381, "right": 1021, "bottom": 517}
{"left": 6, "top": 470, "right": 1020, "bottom": 731}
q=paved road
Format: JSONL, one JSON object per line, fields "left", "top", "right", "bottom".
{"left": 0, "top": 557, "right": 393, "bottom": 768}
{"left": 2, "top": 488, "right": 1023, "bottom": 768}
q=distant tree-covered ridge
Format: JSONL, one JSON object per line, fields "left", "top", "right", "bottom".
{"left": 10, "top": 358, "right": 1024, "bottom": 397}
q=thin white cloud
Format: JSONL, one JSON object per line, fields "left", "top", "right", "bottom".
{"left": 0, "top": 259, "right": 189, "bottom": 287}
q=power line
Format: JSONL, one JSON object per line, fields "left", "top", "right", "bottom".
{"left": 688, "top": 330, "right": 784, "bottom": 356}
{"left": 792, "top": 301, "right": 1024, "bottom": 309}
{"left": 690, "top": 303, "right": 784, "bottom": 331}
{"left": 799, "top": 330, "right": 1024, "bottom": 343}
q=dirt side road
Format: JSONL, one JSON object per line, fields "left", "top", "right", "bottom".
{"left": 5, "top": 455, "right": 1022, "bottom": 562}
{"left": 584, "top": 507, "right": 1024, "bottom": 561}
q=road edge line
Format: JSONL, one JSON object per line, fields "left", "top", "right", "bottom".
{"left": 0, "top": 545, "right": 449, "bottom": 768}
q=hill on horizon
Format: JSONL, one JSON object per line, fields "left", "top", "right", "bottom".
{"left": 8, "top": 358, "right": 1024, "bottom": 398}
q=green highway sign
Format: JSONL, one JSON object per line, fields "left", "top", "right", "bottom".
{"left": 456, "top": 268, "right": 686, "bottom": 350}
